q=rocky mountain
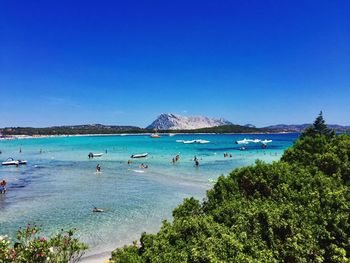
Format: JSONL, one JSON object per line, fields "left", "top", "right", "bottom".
{"left": 147, "top": 113, "right": 232, "bottom": 130}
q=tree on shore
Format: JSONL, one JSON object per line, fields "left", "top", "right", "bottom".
{"left": 302, "top": 111, "right": 335, "bottom": 139}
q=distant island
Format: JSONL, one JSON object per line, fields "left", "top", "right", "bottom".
{"left": 147, "top": 113, "right": 233, "bottom": 130}
{"left": 1, "top": 113, "right": 349, "bottom": 137}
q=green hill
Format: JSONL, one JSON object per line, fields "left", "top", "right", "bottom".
{"left": 166, "top": 124, "right": 266, "bottom": 134}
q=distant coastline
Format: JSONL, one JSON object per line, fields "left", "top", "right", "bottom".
{"left": 0, "top": 124, "right": 268, "bottom": 137}
{"left": 0, "top": 131, "right": 295, "bottom": 140}
{"left": 1, "top": 123, "right": 348, "bottom": 139}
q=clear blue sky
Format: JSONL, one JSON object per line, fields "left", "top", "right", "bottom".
{"left": 1, "top": 0, "right": 349, "bottom": 127}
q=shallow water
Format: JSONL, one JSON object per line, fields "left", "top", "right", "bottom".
{"left": 0, "top": 133, "right": 298, "bottom": 256}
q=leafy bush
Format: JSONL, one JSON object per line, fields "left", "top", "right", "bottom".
{"left": 0, "top": 224, "right": 87, "bottom": 263}
{"left": 111, "top": 115, "right": 350, "bottom": 262}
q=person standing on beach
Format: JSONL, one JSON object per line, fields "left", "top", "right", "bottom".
{"left": 0, "top": 180, "right": 7, "bottom": 194}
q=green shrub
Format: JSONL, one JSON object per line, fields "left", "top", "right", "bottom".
{"left": 111, "top": 114, "right": 350, "bottom": 262}
{"left": 0, "top": 225, "right": 87, "bottom": 263}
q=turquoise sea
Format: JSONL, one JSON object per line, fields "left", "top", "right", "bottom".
{"left": 0, "top": 133, "right": 298, "bottom": 258}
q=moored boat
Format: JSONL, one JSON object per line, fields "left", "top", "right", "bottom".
{"left": 183, "top": 140, "right": 195, "bottom": 144}
{"left": 195, "top": 139, "right": 210, "bottom": 144}
{"left": 131, "top": 153, "right": 148, "bottom": 158}
{"left": 150, "top": 134, "right": 161, "bottom": 138}
{"left": 88, "top": 153, "right": 103, "bottom": 158}
{"left": 235, "top": 138, "right": 263, "bottom": 144}
{"left": 2, "top": 157, "right": 27, "bottom": 166}
{"left": 235, "top": 138, "right": 250, "bottom": 144}
{"left": 182, "top": 139, "right": 210, "bottom": 144}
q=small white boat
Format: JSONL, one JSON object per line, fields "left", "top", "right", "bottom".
{"left": 88, "top": 153, "right": 103, "bottom": 158}
{"left": 168, "top": 133, "right": 176, "bottom": 137}
{"left": 183, "top": 140, "right": 196, "bottom": 144}
{"left": 182, "top": 139, "right": 210, "bottom": 144}
{"left": 2, "top": 157, "right": 27, "bottom": 166}
{"left": 235, "top": 138, "right": 250, "bottom": 144}
{"left": 235, "top": 138, "right": 262, "bottom": 144}
{"left": 150, "top": 134, "right": 161, "bottom": 138}
{"left": 131, "top": 153, "right": 148, "bottom": 158}
{"left": 195, "top": 139, "right": 210, "bottom": 144}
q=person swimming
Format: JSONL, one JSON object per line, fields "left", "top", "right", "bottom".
{"left": 92, "top": 207, "right": 104, "bottom": 213}
{"left": 139, "top": 163, "right": 148, "bottom": 169}
{"left": 96, "top": 164, "right": 101, "bottom": 172}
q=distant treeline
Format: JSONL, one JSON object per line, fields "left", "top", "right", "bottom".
{"left": 171, "top": 124, "right": 268, "bottom": 134}
{"left": 0, "top": 126, "right": 143, "bottom": 136}
{"left": 0, "top": 124, "right": 268, "bottom": 136}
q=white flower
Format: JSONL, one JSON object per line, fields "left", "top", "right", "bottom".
{"left": 49, "top": 247, "right": 54, "bottom": 253}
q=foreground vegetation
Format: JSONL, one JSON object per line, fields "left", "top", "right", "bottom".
{"left": 0, "top": 225, "right": 87, "bottom": 263}
{"left": 111, "top": 113, "right": 350, "bottom": 262}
